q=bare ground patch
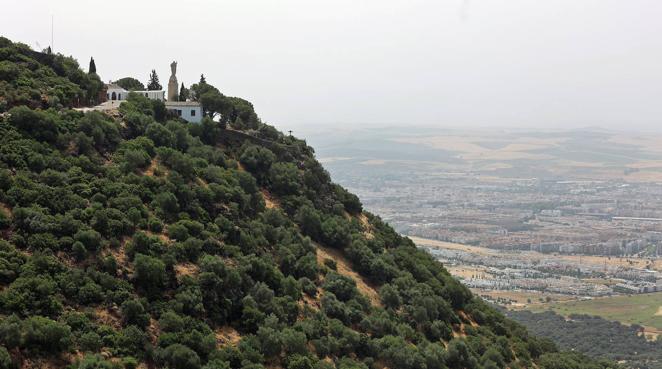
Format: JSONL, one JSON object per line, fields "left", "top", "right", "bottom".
{"left": 145, "top": 230, "right": 171, "bottom": 245}
{"left": 104, "top": 236, "right": 132, "bottom": 274}
{"left": 262, "top": 189, "right": 279, "bottom": 209}
{"left": 143, "top": 158, "right": 159, "bottom": 177}
{"left": 315, "top": 243, "right": 381, "bottom": 307}
{"left": 0, "top": 202, "right": 12, "bottom": 218}
{"left": 357, "top": 213, "right": 374, "bottom": 240}
{"left": 95, "top": 306, "right": 122, "bottom": 330}
{"left": 146, "top": 317, "right": 160, "bottom": 344}
{"left": 458, "top": 310, "right": 479, "bottom": 328}
{"left": 174, "top": 262, "right": 199, "bottom": 279}
{"left": 215, "top": 326, "right": 241, "bottom": 347}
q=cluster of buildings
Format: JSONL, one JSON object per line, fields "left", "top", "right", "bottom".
{"left": 99, "top": 61, "right": 202, "bottom": 123}
{"left": 423, "top": 245, "right": 662, "bottom": 298}
{"left": 355, "top": 176, "right": 662, "bottom": 258}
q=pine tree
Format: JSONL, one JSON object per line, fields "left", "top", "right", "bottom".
{"left": 147, "top": 70, "right": 162, "bottom": 91}
{"left": 199, "top": 74, "right": 206, "bottom": 84}
{"left": 179, "top": 83, "right": 190, "bottom": 101}
{"left": 88, "top": 57, "right": 96, "bottom": 74}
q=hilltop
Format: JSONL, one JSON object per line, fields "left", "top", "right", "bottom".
{"left": 0, "top": 37, "right": 616, "bottom": 369}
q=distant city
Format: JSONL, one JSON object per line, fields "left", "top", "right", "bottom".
{"left": 304, "top": 126, "right": 662, "bottom": 314}
{"left": 351, "top": 175, "right": 662, "bottom": 257}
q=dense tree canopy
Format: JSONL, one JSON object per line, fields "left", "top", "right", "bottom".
{"left": 0, "top": 37, "right": 103, "bottom": 110}
{"left": 116, "top": 77, "right": 145, "bottom": 91}
{"left": 505, "top": 309, "right": 662, "bottom": 369}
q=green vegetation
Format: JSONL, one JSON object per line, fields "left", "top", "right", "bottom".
{"left": 147, "top": 69, "right": 162, "bottom": 91}
{"left": 88, "top": 57, "right": 96, "bottom": 75}
{"left": 528, "top": 293, "right": 662, "bottom": 330}
{"left": 0, "top": 38, "right": 103, "bottom": 110}
{"left": 179, "top": 82, "right": 189, "bottom": 101}
{"left": 116, "top": 77, "right": 145, "bottom": 91}
{"left": 0, "top": 36, "right": 617, "bottom": 369}
{"left": 505, "top": 310, "right": 662, "bottom": 369}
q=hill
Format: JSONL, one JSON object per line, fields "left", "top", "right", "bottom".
{"left": 0, "top": 38, "right": 103, "bottom": 110}
{"left": 0, "top": 36, "right": 616, "bottom": 369}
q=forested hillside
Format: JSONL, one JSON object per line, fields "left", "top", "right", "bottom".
{"left": 0, "top": 37, "right": 616, "bottom": 369}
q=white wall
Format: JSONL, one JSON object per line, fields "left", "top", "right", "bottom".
{"left": 134, "top": 90, "right": 165, "bottom": 101}
{"left": 170, "top": 105, "right": 202, "bottom": 123}
{"left": 106, "top": 87, "right": 127, "bottom": 101}
{"left": 106, "top": 88, "right": 164, "bottom": 101}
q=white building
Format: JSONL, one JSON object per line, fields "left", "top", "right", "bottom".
{"left": 105, "top": 84, "right": 128, "bottom": 101}
{"left": 165, "top": 101, "right": 202, "bottom": 123}
{"left": 135, "top": 90, "right": 165, "bottom": 101}
{"left": 105, "top": 83, "right": 165, "bottom": 101}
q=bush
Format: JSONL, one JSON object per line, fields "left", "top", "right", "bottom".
{"left": 133, "top": 254, "right": 166, "bottom": 297}
{"left": 74, "top": 230, "right": 102, "bottom": 252}
{"left": 0, "top": 276, "right": 62, "bottom": 317}
{"left": 8, "top": 106, "right": 61, "bottom": 144}
{"left": 0, "top": 346, "right": 12, "bottom": 369}
{"left": 72, "top": 354, "right": 120, "bottom": 369}
{"left": 22, "top": 316, "right": 72, "bottom": 354}
{"left": 322, "top": 273, "right": 356, "bottom": 302}
{"left": 320, "top": 216, "right": 351, "bottom": 249}
{"left": 121, "top": 299, "right": 150, "bottom": 328}
{"left": 286, "top": 354, "right": 314, "bottom": 369}
{"left": 115, "top": 326, "right": 147, "bottom": 357}
{"left": 240, "top": 145, "right": 275, "bottom": 181}
{"left": 146, "top": 123, "right": 175, "bottom": 147}
{"left": 299, "top": 277, "right": 317, "bottom": 297}
{"left": 78, "top": 331, "right": 102, "bottom": 352}
{"left": 158, "top": 343, "right": 201, "bottom": 369}
{"left": 295, "top": 206, "right": 322, "bottom": 241}
{"left": 269, "top": 163, "right": 300, "bottom": 195}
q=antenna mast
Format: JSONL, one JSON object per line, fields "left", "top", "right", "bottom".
{"left": 51, "top": 15, "right": 54, "bottom": 52}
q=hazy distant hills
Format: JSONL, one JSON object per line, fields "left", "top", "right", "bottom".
{"left": 301, "top": 126, "right": 662, "bottom": 182}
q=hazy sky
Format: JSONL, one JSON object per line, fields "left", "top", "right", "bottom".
{"left": 2, "top": 1, "right": 662, "bottom": 131}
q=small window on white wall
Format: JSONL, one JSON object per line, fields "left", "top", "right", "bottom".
{"left": 191, "top": 110, "right": 196, "bottom": 116}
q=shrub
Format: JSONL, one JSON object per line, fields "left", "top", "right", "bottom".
{"left": 79, "top": 331, "right": 102, "bottom": 352}
{"left": 133, "top": 254, "right": 166, "bottom": 297}
{"left": 74, "top": 230, "right": 102, "bottom": 252}
{"left": 121, "top": 299, "right": 150, "bottom": 328}
{"left": 72, "top": 354, "right": 120, "bottom": 369}
{"left": 0, "top": 346, "right": 12, "bottom": 369}
{"left": 322, "top": 273, "right": 357, "bottom": 302}
{"left": 22, "top": 316, "right": 72, "bottom": 354}
{"left": 320, "top": 216, "right": 351, "bottom": 249}
{"left": 158, "top": 343, "right": 201, "bottom": 369}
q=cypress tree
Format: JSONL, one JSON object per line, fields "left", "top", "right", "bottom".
{"left": 88, "top": 57, "right": 96, "bottom": 74}
{"left": 179, "top": 83, "right": 189, "bottom": 101}
{"left": 147, "top": 69, "right": 162, "bottom": 90}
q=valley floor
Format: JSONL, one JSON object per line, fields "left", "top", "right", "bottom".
{"left": 412, "top": 236, "right": 662, "bottom": 340}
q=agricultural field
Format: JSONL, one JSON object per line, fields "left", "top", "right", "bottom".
{"left": 475, "top": 289, "right": 575, "bottom": 308}
{"left": 528, "top": 292, "right": 662, "bottom": 335}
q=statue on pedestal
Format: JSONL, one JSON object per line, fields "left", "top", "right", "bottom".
{"left": 167, "top": 61, "right": 178, "bottom": 101}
